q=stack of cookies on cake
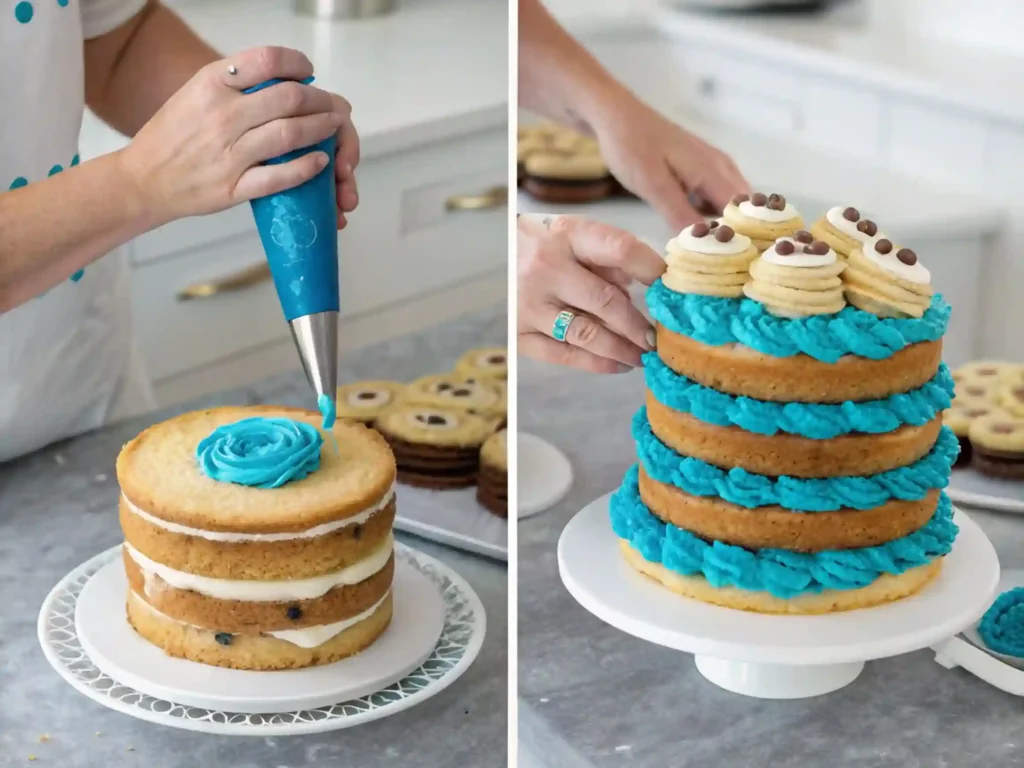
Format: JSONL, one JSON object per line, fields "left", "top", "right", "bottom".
{"left": 945, "top": 361, "right": 1024, "bottom": 477}
{"left": 117, "top": 406, "right": 396, "bottom": 669}
{"left": 335, "top": 347, "right": 508, "bottom": 518}
{"left": 612, "top": 193, "right": 960, "bottom": 614}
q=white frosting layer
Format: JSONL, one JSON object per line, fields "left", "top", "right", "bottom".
{"left": 668, "top": 222, "right": 751, "bottom": 255}
{"left": 123, "top": 487, "right": 394, "bottom": 542}
{"left": 825, "top": 206, "right": 884, "bottom": 244}
{"left": 738, "top": 200, "right": 799, "bottom": 223}
{"left": 132, "top": 588, "right": 390, "bottom": 650}
{"left": 862, "top": 241, "right": 932, "bottom": 285}
{"left": 125, "top": 535, "right": 393, "bottom": 601}
{"left": 761, "top": 239, "right": 837, "bottom": 268}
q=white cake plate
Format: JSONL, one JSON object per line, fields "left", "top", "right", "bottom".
{"left": 518, "top": 433, "right": 573, "bottom": 520}
{"left": 947, "top": 468, "right": 1024, "bottom": 514}
{"left": 559, "top": 494, "right": 1000, "bottom": 699}
{"left": 38, "top": 543, "right": 486, "bottom": 735}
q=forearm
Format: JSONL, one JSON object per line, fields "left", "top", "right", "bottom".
{"left": 86, "top": 2, "right": 219, "bottom": 137}
{"left": 0, "top": 152, "right": 155, "bottom": 312}
{"left": 518, "top": 0, "right": 632, "bottom": 133}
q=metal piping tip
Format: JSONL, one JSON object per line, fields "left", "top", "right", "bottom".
{"left": 289, "top": 311, "right": 338, "bottom": 409}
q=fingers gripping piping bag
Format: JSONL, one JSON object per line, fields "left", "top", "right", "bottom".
{"left": 245, "top": 76, "right": 339, "bottom": 430}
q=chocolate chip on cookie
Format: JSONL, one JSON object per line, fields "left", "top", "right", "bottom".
{"left": 896, "top": 248, "right": 917, "bottom": 266}
{"left": 856, "top": 219, "right": 878, "bottom": 237}
{"left": 357, "top": 391, "right": 377, "bottom": 400}
{"left": 731, "top": 193, "right": 750, "bottom": 205}
{"left": 992, "top": 423, "right": 1017, "bottom": 434}
{"left": 714, "top": 225, "right": 735, "bottom": 243}
{"left": 436, "top": 383, "right": 452, "bottom": 392}
{"left": 416, "top": 413, "right": 450, "bottom": 426}
{"left": 709, "top": 220, "right": 720, "bottom": 229}
{"left": 875, "top": 239, "right": 894, "bottom": 255}
{"left": 452, "top": 388, "right": 472, "bottom": 397}
{"left": 843, "top": 206, "right": 860, "bottom": 222}
{"left": 488, "top": 354, "right": 506, "bottom": 365}
{"left": 793, "top": 230, "right": 813, "bottom": 244}
{"left": 774, "top": 240, "right": 796, "bottom": 256}
{"left": 766, "top": 193, "right": 786, "bottom": 211}
{"left": 978, "top": 367, "right": 999, "bottom": 376}
{"left": 691, "top": 222, "right": 710, "bottom": 238}
{"left": 966, "top": 407, "right": 991, "bottom": 418}
{"left": 805, "top": 240, "right": 831, "bottom": 256}
{"left": 964, "top": 386, "right": 988, "bottom": 398}
{"left": 751, "top": 192, "right": 768, "bottom": 207}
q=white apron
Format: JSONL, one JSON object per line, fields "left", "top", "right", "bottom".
{"left": 0, "top": 0, "right": 152, "bottom": 463}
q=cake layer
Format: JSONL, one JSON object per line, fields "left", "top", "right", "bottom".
{"left": 124, "top": 545, "right": 394, "bottom": 633}
{"left": 611, "top": 465, "right": 957, "bottom": 599}
{"left": 644, "top": 351, "right": 954, "bottom": 439}
{"left": 638, "top": 466, "right": 939, "bottom": 552}
{"left": 634, "top": 409, "right": 958, "bottom": 511}
{"left": 620, "top": 541, "right": 941, "bottom": 614}
{"left": 120, "top": 495, "right": 396, "bottom": 580}
{"left": 656, "top": 326, "right": 943, "bottom": 403}
{"left": 116, "top": 406, "right": 396, "bottom": 534}
{"left": 646, "top": 394, "right": 942, "bottom": 478}
{"left": 126, "top": 589, "right": 393, "bottom": 670}
{"left": 645, "top": 279, "right": 950, "bottom": 363}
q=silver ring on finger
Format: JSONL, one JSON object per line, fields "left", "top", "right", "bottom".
{"left": 551, "top": 310, "right": 576, "bottom": 343}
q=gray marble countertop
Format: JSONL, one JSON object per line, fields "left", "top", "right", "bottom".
{"left": 0, "top": 307, "right": 507, "bottom": 768}
{"left": 518, "top": 357, "right": 1024, "bottom": 768}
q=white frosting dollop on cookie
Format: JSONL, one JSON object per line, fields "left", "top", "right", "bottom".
{"left": 863, "top": 240, "right": 931, "bottom": 285}
{"left": 825, "top": 206, "right": 885, "bottom": 244}
{"left": 761, "top": 238, "right": 837, "bottom": 268}
{"left": 739, "top": 200, "right": 799, "bottom": 223}
{"left": 667, "top": 221, "right": 751, "bottom": 255}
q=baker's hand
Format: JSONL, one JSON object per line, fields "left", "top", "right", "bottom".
{"left": 518, "top": 215, "right": 665, "bottom": 374}
{"left": 117, "top": 47, "right": 346, "bottom": 226}
{"left": 330, "top": 93, "right": 360, "bottom": 229}
{"left": 590, "top": 97, "right": 750, "bottom": 232}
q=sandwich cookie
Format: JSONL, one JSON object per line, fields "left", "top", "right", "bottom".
{"left": 844, "top": 239, "right": 933, "bottom": 318}
{"left": 455, "top": 347, "right": 508, "bottom": 380}
{"left": 743, "top": 232, "right": 846, "bottom": 317}
{"left": 969, "top": 414, "right": 1024, "bottom": 479}
{"left": 401, "top": 373, "right": 505, "bottom": 429}
{"left": 375, "top": 404, "right": 495, "bottom": 488}
{"left": 662, "top": 220, "right": 757, "bottom": 298}
{"left": 809, "top": 206, "right": 886, "bottom": 260}
{"left": 721, "top": 192, "right": 803, "bottom": 252}
{"left": 336, "top": 380, "right": 405, "bottom": 424}
{"left": 522, "top": 151, "right": 614, "bottom": 204}
{"left": 477, "top": 429, "right": 508, "bottom": 518}
{"left": 944, "top": 400, "right": 1008, "bottom": 467}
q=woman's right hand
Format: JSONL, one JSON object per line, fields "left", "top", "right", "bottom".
{"left": 518, "top": 215, "right": 666, "bottom": 374}
{"left": 116, "top": 46, "right": 342, "bottom": 226}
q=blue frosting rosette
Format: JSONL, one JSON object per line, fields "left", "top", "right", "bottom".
{"left": 978, "top": 588, "right": 1024, "bottom": 658}
{"left": 196, "top": 417, "right": 323, "bottom": 488}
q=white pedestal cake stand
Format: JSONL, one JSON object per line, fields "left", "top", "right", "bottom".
{"left": 517, "top": 433, "right": 573, "bottom": 520}
{"left": 558, "top": 494, "right": 1000, "bottom": 700}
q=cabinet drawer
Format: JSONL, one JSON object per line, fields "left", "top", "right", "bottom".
{"left": 885, "top": 101, "right": 989, "bottom": 189}
{"left": 800, "top": 78, "right": 883, "bottom": 160}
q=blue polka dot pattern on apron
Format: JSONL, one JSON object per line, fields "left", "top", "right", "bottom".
{"left": 9, "top": 177, "right": 28, "bottom": 190}
{"left": 14, "top": 2, "right": 33, "bottom": 23}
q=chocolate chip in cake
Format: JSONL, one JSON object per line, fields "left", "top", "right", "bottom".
{"left": 714, "top": 225, "right": 735, "bottom": 243}
{"left": 843, "top": 206, "right": 860, "bottom": 222}
{"left": 856, "top": 219, "right": 878, "bottom": 237}
{"left": 793, "top": 230, "right": 813, "bottom": 244}
{"left": 766, "top": 193, "right": 786, "bottom": 211}
{"left": 774, "top": 240, "right": 796, "bottom": 256}
{"left": 691, "top": 222, "right": 710, "bottom": 238}
{"left": 286, "top": 605, "right": 302, "bottom": 621}
{"left": 215, "top": 633, "right": 233, "bottom": 646}
{"left": 357, "top": 391, "right": 377, "bottom": 400}
{"left": 875, "top": 239, "right": 893, "bottom": 255}
{"left": 731, "top": 193, "right": 750, "bottom": 205}
{"left": 896, "top": 248, "right": 918, "bottom": 266}
{"left": 992, "top": 423, "right": 1017, "bottom": 434}
{"left": 750, "top": 192, "right": 768, "bottom": 207}
{"left": 805, "top": 240, "right": 831, "bottom": 256}
{"left": 452, "top": 388, "right": 472, "bottom": 397}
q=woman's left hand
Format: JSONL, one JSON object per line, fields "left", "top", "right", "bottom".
{"left": 329, "top": 92, "right": 360, "bottom": 229}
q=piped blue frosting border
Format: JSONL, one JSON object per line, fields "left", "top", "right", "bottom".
{"left": 611, "top": 465, "right": 957, "bottom": 598}
{"left": 634, "top": 408, "right": 958, "bottom": 511}
{"left": 647, "top": 279, "right": 950, "bottom": 363}
{"left": 978, "top": 588, "right": 1024, "bottom": 658}
{"left": 644, "top": 352, "right": 954, "bottom": 439}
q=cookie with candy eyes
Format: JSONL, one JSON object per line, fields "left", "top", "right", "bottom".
{"left": 955, "top": 377, "right": 1001, "bottom": 403}
{"left": 843, "top": 239, "right": 934, "bottom": 318}
{"left": 400, "top": 374, "right": 505, "bottom": 427}
{"left": 954, "top": 361, "right": 1024, "bottom": 388}
{"left": 662, "top": 220, "right": 758, "bottom": 298}
{"left": 809, "top": 206, "right": 887, "bottom": 260}
{"left": 742, "top": 233, "right": 846, "bottom": 317}
{"left": 721, "top": 192, "right": 804, "bottom": 252}
{"left": 335, "top": 381, "right": 406, "bottom": 424}
{"left": 454, "top": 347, "right": 508, "bottom": 380}
{"left": 969, "top": 413, "right": 1024, "bottom": 479}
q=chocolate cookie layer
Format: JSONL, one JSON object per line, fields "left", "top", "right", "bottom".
{"left": 972, "top": 447, "right": 1024, "bottom": 479}
{"left": 476, "top": 464, "right": 508, "bottom": 518}
{"left": 522, "top": 176, "right": 615, "bottom": 204}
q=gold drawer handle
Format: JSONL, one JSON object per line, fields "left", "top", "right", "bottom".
{"left": 445, "top": 185, "right": 508, "bottom": 212}
{"left": 176, "top": 261, "right": 272, "bottom": 301}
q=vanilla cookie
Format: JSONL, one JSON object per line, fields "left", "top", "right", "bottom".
{"left": 742, "top": 232, "right": 846, "bottom": 317}
{"left": 400, "top": 374, "right": 504, "bottom": 427}
{"left": 809, "top": 206, "right": 886, "bottom": 259}
{"left": 996, "top": 384, "right": 1024, "bottom": 417}
{"left": 945, "top": 399, "right": 1008, "bottom": 467}
{"left": 335, "top": 381, "right": 405, "bottom": 424}
{"left": 522, "top": 151, "right": 614, "bottom": 203}
{"left": 843, "top": 239, "right": 933, "bottom": 318}
{"left": 721, "top": 192, "right": 803, "bottom": 252}
{"left": 662, "top": 220, "right": 757, "bottom": 298}
{"left": 969, "top": 413, "right": 1024, "bottom": 479}
{"left": 454, "top": 347, "right": 508, "bottom": 380}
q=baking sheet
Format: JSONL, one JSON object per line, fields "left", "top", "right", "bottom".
{"left": 948, "top": 468, "right": 1024, "bottom": 514}
{"left": 394, "top": 484, "right": 508, "bottom": 561}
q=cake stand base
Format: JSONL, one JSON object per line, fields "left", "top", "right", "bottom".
{"left": 518, "top": 433, "right": 573, "bottom": 520}
{"left": 559, "top": 494, "right": 999, "bottom": 700}
{"left": 694, "top": 657, "right": 864, "bottom": 699}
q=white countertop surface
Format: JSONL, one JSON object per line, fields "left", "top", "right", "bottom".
{"left": 548, "top": 0, "right": 1024, "bottom": 125}
{"left": 81, "top": 0, "right": 507, "bottom": 160}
